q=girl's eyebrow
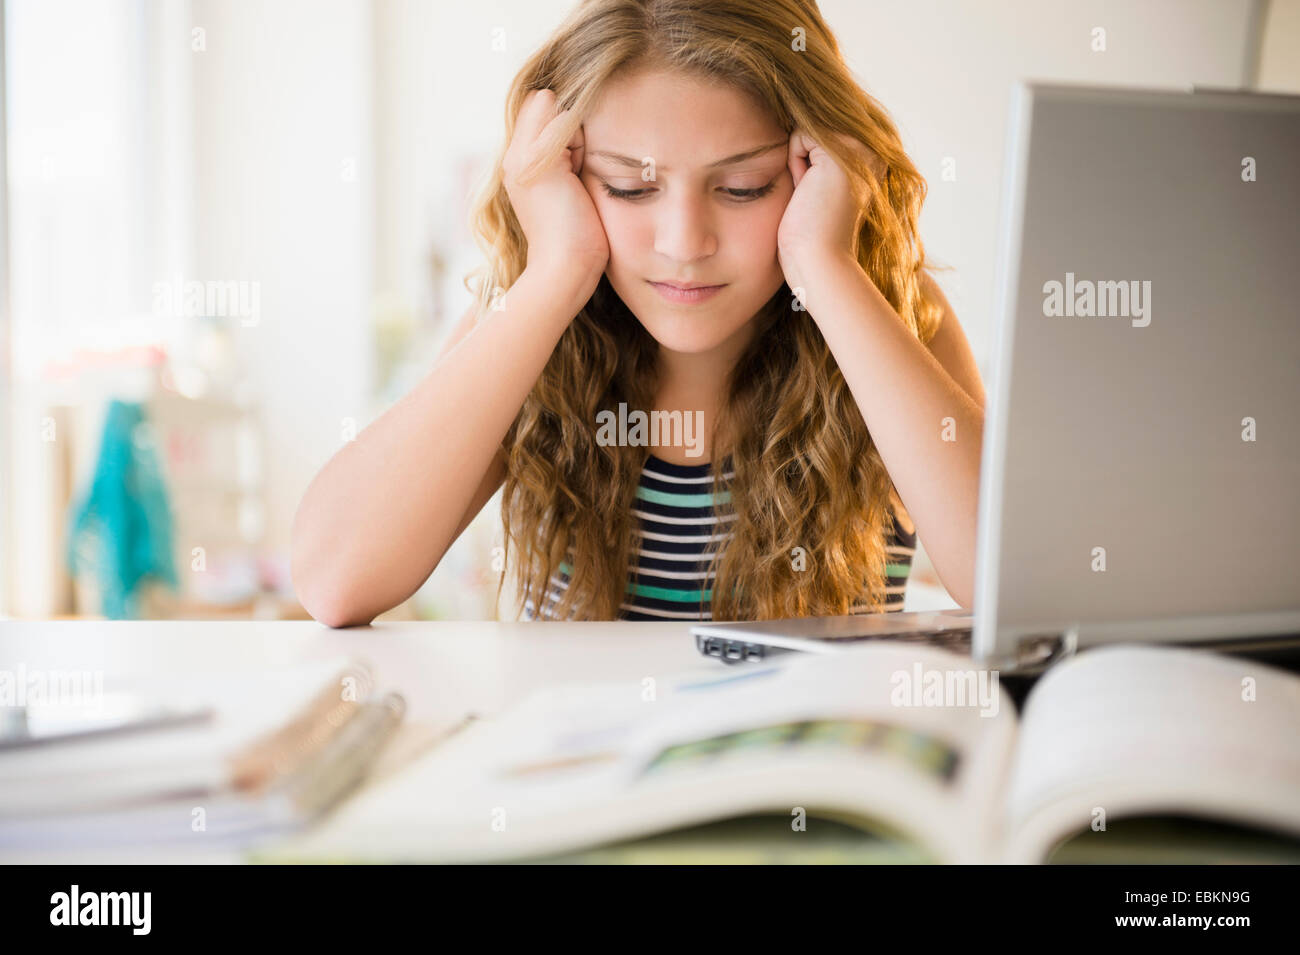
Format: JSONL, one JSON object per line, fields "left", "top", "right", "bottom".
{"left": 587, "top": 140, "right": 787, "bottom": 171}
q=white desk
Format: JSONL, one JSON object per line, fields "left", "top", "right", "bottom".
{"left": 0, "top": 618, "right": 723, "bottom": 863}
{"left": 0, "top": 618, "right": 716, "bottom": 722}
{"left": 1, "top": 577, "right": 962, "bottom": 864}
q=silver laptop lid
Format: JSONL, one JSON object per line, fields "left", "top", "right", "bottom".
{"left": 974, "top": 82, "right": 1300, "bottom": 666}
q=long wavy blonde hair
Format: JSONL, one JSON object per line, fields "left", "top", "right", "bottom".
{"left": 466, "top": 0, "right": 944, "bottom": 621}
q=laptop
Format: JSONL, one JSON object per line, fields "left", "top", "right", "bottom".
{"left": 694, "top": 82, "right": 1300, "bottom": 674}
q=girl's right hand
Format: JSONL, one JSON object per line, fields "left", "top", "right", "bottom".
{"left": 503, "top": 89, "right": 609, "bottom": 299}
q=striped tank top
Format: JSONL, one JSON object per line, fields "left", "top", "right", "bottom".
{"left": 522, "top": 453, "right": 918, "bottom": 621}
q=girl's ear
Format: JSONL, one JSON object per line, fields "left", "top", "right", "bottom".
{"left": 786, "top": 128, "right": 816, "bottom": 189}
{"left": 567, "top": 121, "right": 586, "bottom": 176}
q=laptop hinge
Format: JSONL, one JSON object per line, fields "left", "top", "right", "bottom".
{"left": 987, "top": 625, "right": 1079, "bottom": 674}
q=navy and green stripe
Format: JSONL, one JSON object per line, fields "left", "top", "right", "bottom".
{"left": 524, "top": 454, "right": 917, "bottom": 621}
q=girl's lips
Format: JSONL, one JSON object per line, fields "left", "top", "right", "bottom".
{"left": 647, "top": 281, "right": 726, "bottom": 304}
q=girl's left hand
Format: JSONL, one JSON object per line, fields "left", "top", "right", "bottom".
{"left": 777, "top": 129, "right": 885, "bottom": 290}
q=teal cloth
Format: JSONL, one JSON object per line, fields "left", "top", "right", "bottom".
{"left": 67, "top": 400, "right": 178, "bottom": 618}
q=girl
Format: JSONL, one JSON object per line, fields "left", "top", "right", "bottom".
{"left": 292, "top": 0, "right": 986, "bottom": 627}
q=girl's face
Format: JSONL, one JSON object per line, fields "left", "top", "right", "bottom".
{"left": 579, "top": 67, "right": 793, "bottom": 356}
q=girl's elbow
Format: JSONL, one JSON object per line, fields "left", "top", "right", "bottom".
{"left": 296, "top": 575, "right": 375, "bottom": 629}
{"left": 291, "top": 531, "right": 374, "bottom": 628}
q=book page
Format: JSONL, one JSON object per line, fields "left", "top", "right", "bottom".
{"left": 267, "top": 643, "right": 1018, "bottom": 863}
{"left": 1002, "top": 644, "right": 1300, "bottom": 863}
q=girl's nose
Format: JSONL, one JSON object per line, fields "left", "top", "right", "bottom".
{"left": 652, "top": 195, "right": 717, "bottom": 264}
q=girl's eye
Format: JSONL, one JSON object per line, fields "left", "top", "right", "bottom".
{"left": 720, "top": 182, "right": 777, "bottom": 201}
{"left": 598, "top": 181, "right": 777, "bottom": 202}
{"left": 600, "top": 183, "right": 654, "bottom": 200}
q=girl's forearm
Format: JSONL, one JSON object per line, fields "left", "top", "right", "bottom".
{"left": 796, "top": 252, "right": 984, "bottom": 607}
{"left": 290, "top": 267, "right": 593, "bottom": 626}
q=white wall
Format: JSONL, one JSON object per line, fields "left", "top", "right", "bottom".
{"left": 191, "top": 0, "right": 373, "bottom": 563}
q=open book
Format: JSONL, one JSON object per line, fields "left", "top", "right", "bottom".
{"left": 263, "top": 642, "right": 1300, "bottom": 864}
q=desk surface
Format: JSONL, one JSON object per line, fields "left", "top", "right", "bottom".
{"left": 0, "top": 618, "right": 715, "bottom": 725}
{"left": 0, "top": 618, "right": 728, "bottom": 863}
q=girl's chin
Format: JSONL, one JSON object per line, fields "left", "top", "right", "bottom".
{"left": 634, "top": 314, "right": 751, "bottom": 355}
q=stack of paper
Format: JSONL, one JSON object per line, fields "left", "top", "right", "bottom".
{"left": 0, "top": 657, "right": 404, "bottom": 850}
